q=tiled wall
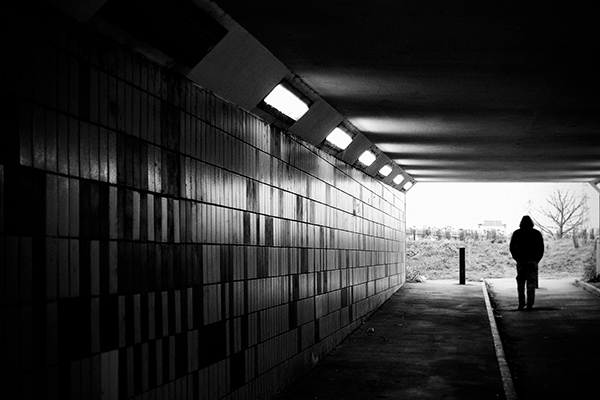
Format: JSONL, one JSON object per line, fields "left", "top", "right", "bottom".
{"left": 0, "top": 5, "right": 405, "bottom": 400}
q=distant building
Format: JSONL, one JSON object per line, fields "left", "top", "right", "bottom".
{"left": 478, "top": 220, "right": 506, "bottom": 235}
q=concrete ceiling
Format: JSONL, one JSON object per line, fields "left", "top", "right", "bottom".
{"left": 214, "top": 0, "right": 600, "bottom": 183}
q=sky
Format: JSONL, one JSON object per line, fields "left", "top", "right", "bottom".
{"left": 405, "top": 182, "right": 600, "bottom": 233}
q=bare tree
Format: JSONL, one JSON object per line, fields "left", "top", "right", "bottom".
{"left": 527, "top": 188, "right": 589, "bottom": 240}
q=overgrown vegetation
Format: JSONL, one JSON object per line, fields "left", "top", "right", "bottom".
{"left": 406, "top": 238, "right": 597, "bottom": 282}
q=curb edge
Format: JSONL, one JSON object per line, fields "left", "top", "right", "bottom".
{"left": 573, "top": 279, "right": 600, "bottom": 297}
{"left": 482, "top": 279, "right": 518, "bottom": 400}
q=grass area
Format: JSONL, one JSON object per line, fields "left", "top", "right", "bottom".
{"left": 406, "top": 238, "right": 597, "bottom": 282}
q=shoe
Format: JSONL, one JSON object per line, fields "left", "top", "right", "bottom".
{"left": 518, "top": 305, "right": 525, "bottom": 310}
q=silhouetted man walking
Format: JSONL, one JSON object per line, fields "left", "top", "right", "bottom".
{"left": 509, "top": 216, "right": 544, "bottom": 310}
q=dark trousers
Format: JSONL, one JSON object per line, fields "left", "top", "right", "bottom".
{"left": 516, "top": 261, "right": 538, "bottom": 308}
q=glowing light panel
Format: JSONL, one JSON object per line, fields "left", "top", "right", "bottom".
{"left": 358, "top": 150, "right": 377, "bottom": 167}
{"left": 325, "top": 127, "right": 353, "bottom": 150}
{"left": 263, "top": 84, "right": 309, "bottom": 121}
{"left": 393, "top": 174, "right": 404, "bottom": 185}
{"left": 379, "top": 165, "right": 393, "bottom": 177}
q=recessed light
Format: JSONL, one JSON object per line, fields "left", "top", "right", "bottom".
{"left": 379, "top": 165, "right": 393, "bottom": 177}
{"left": 325, "top": 127, "right": 353, "bottom": 150}
{"left": 358, "top": 150, "right": 377, "bottom": 167}
{"left": 263, "top": 84, "right": 309, "bottom": 121}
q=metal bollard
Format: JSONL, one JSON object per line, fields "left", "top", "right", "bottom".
{"left": 459, "top": 247, "right": 466, "bottom": 284}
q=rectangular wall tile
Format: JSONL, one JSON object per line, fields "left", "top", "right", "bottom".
{"left": 3, "top": 7, "right": 405, "bottom": 400}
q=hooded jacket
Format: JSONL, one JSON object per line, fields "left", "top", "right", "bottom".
{"left": 509, "top": 217, "right": 544, "bottom": 263}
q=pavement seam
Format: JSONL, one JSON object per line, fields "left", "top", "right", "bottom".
{"left": 573, "top": 279, "right": 600, "bottom": 297}
{"left": 481, "top": 280, "right": 517, "bottom": 400}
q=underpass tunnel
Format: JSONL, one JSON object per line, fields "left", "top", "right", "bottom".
{"left": 0, "top": 2, "right": 409, "bottom": 399}
{"left": 0, "top": 1, "right": 597, "bottom": 399}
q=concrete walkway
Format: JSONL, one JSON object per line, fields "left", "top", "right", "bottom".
{"left": 276, "top": 281, "right": 506, "bottom": 399}
{"left": 485, "top": 278, "right": 600, "bottom": 400}
{"left": 275, "top": 278, "right": 600, "bottom": 400}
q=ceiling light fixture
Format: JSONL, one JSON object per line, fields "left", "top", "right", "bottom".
{"left": 379, "top": 165, "right": 393, "bottom": 177}
{"left": 325, "top": 127, "right": 353, "bottom": 150}
{"left": 358, "top": 150, "right": 377, "bottom": 167}
{"left": 393, "top": 174, "right": 404, "bottom": 185}
{"left": 402, "top": 181, "right": 414, "bottom": 191}
{"left": 263, "top": 83, "right": 309, "bottom": 121}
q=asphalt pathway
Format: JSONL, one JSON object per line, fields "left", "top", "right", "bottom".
{"left": 276, "top": 281, "right": 506, "bottom": 399}
{"left": 485, "top": 278, "right": 600, "bottom": 400}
